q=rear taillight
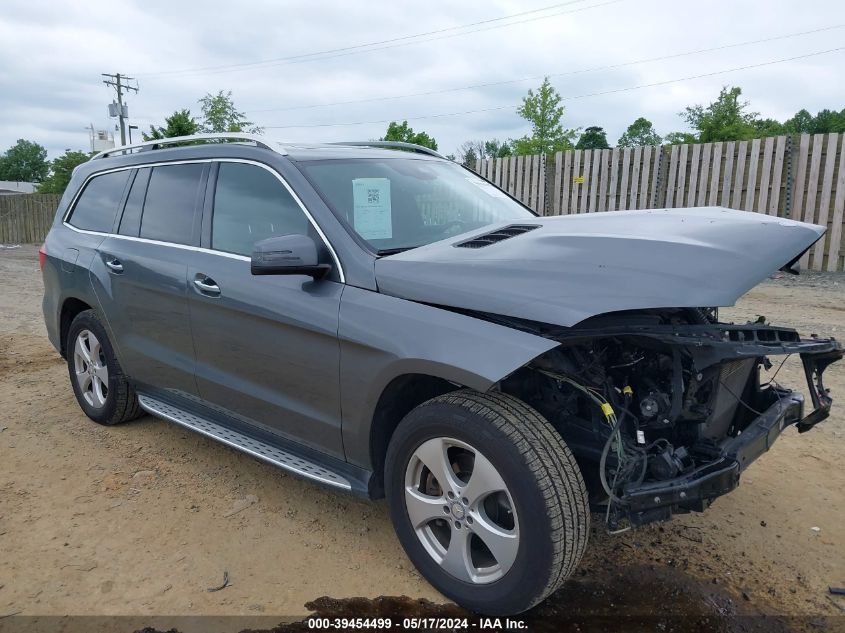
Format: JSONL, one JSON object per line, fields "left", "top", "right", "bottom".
{"left": 38, "top": 244, "right": 47, "bottom": 270}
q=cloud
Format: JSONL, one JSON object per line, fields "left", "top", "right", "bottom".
{"left": 0, "top": 0, "right": 843, "bottom": 158}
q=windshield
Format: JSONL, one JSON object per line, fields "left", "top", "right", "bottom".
{"left": 298, "top": 158, "right": 535, "bottom": 253}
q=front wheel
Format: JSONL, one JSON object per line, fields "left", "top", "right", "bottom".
{"left": 385, "top": 390, "right": 589, "bottom": 615}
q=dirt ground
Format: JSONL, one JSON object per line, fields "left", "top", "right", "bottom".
{"left": 1, "top": 244, "right": 844, "bottom": 628}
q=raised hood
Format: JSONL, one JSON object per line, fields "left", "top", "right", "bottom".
{"left": 374, "top": 207, "right": 825, "bottom": 328}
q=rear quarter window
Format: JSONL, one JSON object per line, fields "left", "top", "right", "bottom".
{"left": 67, "top": 171, "right": 131, "bottom": 232}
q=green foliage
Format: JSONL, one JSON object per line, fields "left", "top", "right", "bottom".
{"left": 781, "top": 108, "right": 845, "bottom": 134}
{"left": 459, "top": 143, "right": 479, "bottom": 168}
{"left": 808, "top": 108, "right": 845, "bottom": 133}
{"left": 751, "top": 118, "right": 785, "bottom": 137}
{"left": 0, "top": 139, "right": 50, "bottom": 182}
{"left": 36, "top": 150, "right": 91, "bottom": 194}
{"left": 575, "top": 126, "right": 609, "bottom": 150}
{"left": 680, "top": 86, "right": 758, "bottom": 143}
{"left": 457, "top": 139, "right": 513, "bottom": 167}
{"left": 484, "top": 139, "right": 512, "bottom": 158}
{"left": 617, "top": 117, "right": 662, "bottom": 147}
{"left": 783, "top": 109, "right": 814, "bottom": 134}
{"left": 143, "top": 109, "right": 200, "bottom": 141}
{"left": 663, "top": 132, "right": 698, "bottom": 145}
{"left": 380, "top": 121, "right": 438, "bottom": 150}
{"left": 513, "top": 77, "right": 578, "bottom": 155}
{"left": 198, "top": 91, "right": 261, "bottom": 134}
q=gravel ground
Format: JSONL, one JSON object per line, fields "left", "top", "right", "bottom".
{"left": 0, "top": 245, "right": 843, "bottom": 630}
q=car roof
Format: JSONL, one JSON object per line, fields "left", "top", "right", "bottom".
{"left": 282, "top": 143, "right": 443, "bottom": 162}
{"left": 86, "top": 134, "right": 446, "bottom": 166}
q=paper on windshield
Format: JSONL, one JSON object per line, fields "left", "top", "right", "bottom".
{"left": 353, "top": 178, "right": 393, "bottom": 240}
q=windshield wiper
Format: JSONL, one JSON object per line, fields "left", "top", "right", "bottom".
{"left": 377, "top": 246, "right": 421, "bottom": 256}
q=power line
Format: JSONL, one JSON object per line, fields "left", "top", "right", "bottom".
{"left": 249, "top": 24, "right": 845, "bottom": 114}
{"left": 260, "top": 46, "right": 845, "bottom": 129}
{"left": 135, "top": 0, "right": 619, "bottom": 78}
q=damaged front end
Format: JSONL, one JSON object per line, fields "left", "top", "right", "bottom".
{"left": 500, "top": 309, "right": 842, "bottom": 530}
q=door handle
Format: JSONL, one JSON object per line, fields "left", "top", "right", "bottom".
{"left": 104, "top": 257, "right": 123, "bottom": 273}
{"left": 193, "top": 276, "right": 221, "bottom": 296}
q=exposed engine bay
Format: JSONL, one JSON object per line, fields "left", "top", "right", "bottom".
{"left": 498, "top": 307, "right": 842, "bottom": 530}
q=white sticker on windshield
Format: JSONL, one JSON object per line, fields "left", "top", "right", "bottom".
{"left": 465, "top": 177, "right": 509, "bottom": 198}
{"left": 353, "top": 178, "right": 392, "bottom": 240}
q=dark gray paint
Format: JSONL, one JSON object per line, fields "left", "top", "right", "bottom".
{"left": 186, "top": 251, "right": 346, "bottom": 459}
{"left": 337, "top": 285, "right": 557, "bottom": 468}
{"left": 90, "top": 236, "right": 198, "bottom": 396}
{"left": 375, "top": 208, "right": 826, "bottom": 327}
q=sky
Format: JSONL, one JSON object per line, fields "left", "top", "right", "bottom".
{"left": 0, "top": 0, "right": 843, "bottom": 160}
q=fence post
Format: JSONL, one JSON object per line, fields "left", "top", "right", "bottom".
{"left": 655, "top": 145, "right": 669, "bottom": 208}
{"left": 783, "top": 135, "right": 794, "bottom": 217}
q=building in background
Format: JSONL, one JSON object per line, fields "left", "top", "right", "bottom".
{"left": 87, "top": 124, "right": 115, "bottom": 152}
{"left": 0, "top": 181, "right": 37, "bottom": 195}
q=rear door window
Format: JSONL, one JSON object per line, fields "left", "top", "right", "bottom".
{"left": 118, "top": 168, "right": 150, "bottom": 237}
{"left": 211, "top": 162, "right": 310, "bottom": 256}
{"left": 67, "top": 170, "right": 131, "bottom": 232}
{"left": 140, "top": 163, "right": 205, "bottom": 245}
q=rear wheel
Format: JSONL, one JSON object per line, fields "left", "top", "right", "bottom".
{"left": 66, "top": 310, "right": 142, "bottom": 425}
{"left": 385, "top": 389, "right": 589, "bottom": 615}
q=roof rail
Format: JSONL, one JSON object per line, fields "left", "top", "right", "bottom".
{"left": 91, "top": 133, "right": 287, "bottom": 160}
{"left": 329, "top": 141, "right": 447, "bottom": 160}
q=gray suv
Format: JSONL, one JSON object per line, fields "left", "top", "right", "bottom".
{"left": 41, "top": 133, "right": 841, "bottom": 615}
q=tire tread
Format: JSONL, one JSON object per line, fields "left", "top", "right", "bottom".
{"left": 421, "top": 389, "right": 589, "bottom": 609}
{"left": 68, "top": 309, "right": 143, "bottom": 426}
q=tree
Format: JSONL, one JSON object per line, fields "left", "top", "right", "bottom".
{"left": 380, "top": 120, "right": 438, "bottom": 150}
{"left": 575, "top": 126, "right": 609, "bottom": 150}
{"left": 680, "top": 86, "right": 757, "bottom": 143}
{"left": 782, "top": 108, "right": 845, "bottom": 134}
{"left": 617, "top": 117, "right": 662, "bottom": 147}
{"left": 143, "top": 109, "right": 199, "bottom": 141}
{"left": 457, "top": 141, "right": 481, "bottom": 167}
{"left": 0, "top": 139, "right": 49, "bottom": 182}
{"left": 484, "top": 139, "right": 512, "bottom": 158}
{"left": 36, "top": 150, "right": 91, "bottom": 194}
{"left": 663, "top": 132, "right": 697, "bottom": 145}
{"left": 751, "top": 118, "right": 785, "bottom": 138}
{"left": 198, "top": 91, "right": 261, "bottom": 134}
{"left": 457, "top": 139, "right": 512, "bottom": 167}
{"left": 783, "top": 109, "right": 814, "bottom": 134}
{"left": 809, "top": 108, "right": 845, "bottom": 134}
{"left": 513, "top": 77, "right": 578, "bottom": 155}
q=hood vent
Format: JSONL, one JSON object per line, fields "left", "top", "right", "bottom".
{"left": 455, "top": 224, "right": 540, "bottom": 249}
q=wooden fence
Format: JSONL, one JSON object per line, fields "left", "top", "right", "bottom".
{"left": 0, "top": 194, "right": 61, "bottom": 244}
{"left": 475, "top": 133, "right": 845, "bottom": 272}
{"left": 3, "top": 137, "right": 845, "bottom": 272}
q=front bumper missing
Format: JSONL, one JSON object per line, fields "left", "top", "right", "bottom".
{"left": 619, "top": 346, "right": 843, "bottom": 527}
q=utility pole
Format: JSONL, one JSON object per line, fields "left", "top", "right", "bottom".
{"left": 102, "top": 73, "right": 139, "bottom": 145}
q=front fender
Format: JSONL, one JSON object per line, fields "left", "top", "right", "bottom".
{"left": 338, "top": 286, "right": 558, "bottom": 468}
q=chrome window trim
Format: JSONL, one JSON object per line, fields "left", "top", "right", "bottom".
{"left": 63, "top": 158, "right": 346, "bottom": 282}
{"left": 62, "top": 223, "right": 251, "bottom": 262}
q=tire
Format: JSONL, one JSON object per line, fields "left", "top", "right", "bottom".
{"left": 385, "top": 389, "right": 589, "bottom": 615}
{"left": 66, "top": 309, "right": 142, "bottom": 426}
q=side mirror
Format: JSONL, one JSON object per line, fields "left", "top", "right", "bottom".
{"left": 250, "top": 234, "right": 331, "bottom": 279}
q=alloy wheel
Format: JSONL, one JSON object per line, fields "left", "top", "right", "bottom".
{"left": 404, "top": 437, "right": 519, "bottom": 584}
{"left": 73, "top": 329, "right": 109, "bottom": 408}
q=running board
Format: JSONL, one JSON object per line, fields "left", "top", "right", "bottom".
{"left": 137, "top": 394, "right": 352, "bottom": 491}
